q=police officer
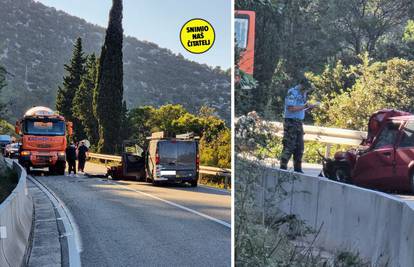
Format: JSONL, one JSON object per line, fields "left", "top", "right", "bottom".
{"left": 280, "top": 79, "right": 316, "bottom": 172}
{"left": 77, "top": 141, "right": 89, "bottom": 173}
{"left": 66, "top": 142, "right": 77, "bottom": 176}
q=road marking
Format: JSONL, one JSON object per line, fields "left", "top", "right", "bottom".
{"left": 28, "top": 176, "right": 82, "bottom": 267}
{"left": 108, "top": 181, "right": 231, "bottom": 229}
{"left": 0, "top": 226, "right": 7, "bottom": 239}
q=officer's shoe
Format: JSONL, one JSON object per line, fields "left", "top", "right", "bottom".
{"left": 280, "top": 159, "right": 288, "bottom": 170}
{"left": 294, "top": 162, "right": 304, "bottom": 173}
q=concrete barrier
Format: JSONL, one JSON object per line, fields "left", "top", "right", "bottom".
{"left": 255, "top": 164, "right": 414, "bottom": 266}
{"left": 0, "top": 160, "right": 33, "bottom": 267}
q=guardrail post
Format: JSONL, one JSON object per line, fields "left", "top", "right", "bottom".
{"left": 325, "top": 143, "right": 332, "bottom": 158}
{"left": 224, "top": 176, "right": 228, "bottom": 190}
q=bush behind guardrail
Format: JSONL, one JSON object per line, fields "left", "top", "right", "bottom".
{"left": 256, "top": 136, "right": 351, "bottom": 164}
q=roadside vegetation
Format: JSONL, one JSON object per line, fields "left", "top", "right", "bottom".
{"left": 256, "top": 137, "right": 350, "bottom": 164}
{"left": 199, "top": 174, "right": 230, "bottom": 190}
{"left": 56, "top": 0, "right": 124, "bottom": 154}
{"left": 56, "top": 23, "right": 230, "bottom": 169}
{"left": 0, "top": 66, "right": 15, "bottom": 137}
{"left": 0, "top": 158, "right": 18, "bottom": 203}
{"left": 236, "top": 0, "right": 414, "bottom": 130}
{"left": 127, "top": 104, "right": 230, "bottom": 169}
{"left": 90, "top": 104, "right": 231, "bottom": 188}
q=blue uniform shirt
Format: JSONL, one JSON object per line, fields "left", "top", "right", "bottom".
{"left": 284, "top": 85, "right": 306, "bottom": 120}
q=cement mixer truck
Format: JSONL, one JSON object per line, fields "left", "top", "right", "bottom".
{"left": 15, "top": 106, "right": 73, "bottom": 175}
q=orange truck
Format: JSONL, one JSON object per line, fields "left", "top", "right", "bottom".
{"left": 15, "top": 106, "right": 72, "bottom": 175}
{"left": 235, "top": 10, "right": 255, "bottom": 75}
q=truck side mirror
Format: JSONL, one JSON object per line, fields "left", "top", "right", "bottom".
{"left": 67, "top": 122, "right": 73, "bottom": 136}
{"left": 15, "top": 121, "right": 21, "bottom": 135}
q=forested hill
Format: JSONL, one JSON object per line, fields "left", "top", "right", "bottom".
{"left": 0, "top": 0, "right": 230, "bottom": 122}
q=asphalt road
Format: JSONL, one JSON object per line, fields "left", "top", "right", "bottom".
{"left": 32, "top": 162, "right": 231, "bottom": 267}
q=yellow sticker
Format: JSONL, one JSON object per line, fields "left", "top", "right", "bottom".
{"left": 180, "top": 18, "right": 215, "bottom": 54}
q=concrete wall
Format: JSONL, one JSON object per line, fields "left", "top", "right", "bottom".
{"left": 256, "top": 166, "right": 414, "bottom": 266}
{"left": 0, "top": 161, "right": 33, "bottom": 267}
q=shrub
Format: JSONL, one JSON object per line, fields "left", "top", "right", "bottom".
{"left": 0, "top": 167, "right": 18, "bottom": 203}
{"left": 309, "top": 54, "right": 414, "bottom": 130}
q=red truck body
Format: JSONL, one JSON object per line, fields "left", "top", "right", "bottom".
{"left": 235, "top": 10, "right": 255, "bottom": 75}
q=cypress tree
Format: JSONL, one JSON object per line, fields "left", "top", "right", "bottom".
{"left": 0, "top": 66, "right": 7, "bottom": 116}
{"left": 72, "top": 54, "right": 99, "bottom": 147}
{"left": 94, "top": 0, "right": 124, "bottom": 153}
{"left": 56, "top": 37, "right": 86, "bottom": 140}
{"left": 120, "top": 100, "right": 130, "bottom": 141}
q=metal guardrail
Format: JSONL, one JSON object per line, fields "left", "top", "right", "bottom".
{"left": 262, "top": 121, "right": 368, "bottom": 157}
{"left": 88, "top": 152, "right": 122, "bottom": 163}
{"left": 88, "top": 152, "right": 232, "bottom": 188}
{"left": 199, "top": 166, "right": 231, "bottom": 177}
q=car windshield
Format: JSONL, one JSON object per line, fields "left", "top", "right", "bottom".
{"left": 23, "top": 119, "right": 65, "bottom": 136}
{"left": 124, "top": 144, "right": 143, "bottom": 156}
{"left": 373, "top": 122, "right": 400, "bottom": 149}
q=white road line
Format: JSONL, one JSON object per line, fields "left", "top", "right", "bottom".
{"left": 109, "top": 181, "right": 231, "bottom": 229}
{"left": 28, "top": 176, "right": 82, "bottom": 267}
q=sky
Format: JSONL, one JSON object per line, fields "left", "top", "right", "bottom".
{"left": 35, "top": 0, "right": 231, "bottom": 69}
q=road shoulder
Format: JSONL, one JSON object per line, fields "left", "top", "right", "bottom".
{"left": 27, "top": 179, "right": 62, "bottom": 267}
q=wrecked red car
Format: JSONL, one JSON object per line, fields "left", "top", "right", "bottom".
{"left": 322, "top": 109, "right": 414, "bottom": 193}
{"left": 106, "top": 140, "right": 146, "bottom": 181}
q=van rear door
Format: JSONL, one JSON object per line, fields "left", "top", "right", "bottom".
{"left": 158, "top": 140, "right": 197, "bottom": 178}
{"left": 176, "top": 141, "right": 197, "bottom": 171}
{"left": 158, "top": 141, "right": 177, "bottom": 176}
{"left": 175, "top": 141, "right": 197, "bottom": 179}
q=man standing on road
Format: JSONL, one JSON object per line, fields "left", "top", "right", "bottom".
{"left": 280, "top": 79, "right": 316, "bottom": 172}
{"left": 66, "top": 142, "right": 77, "bottom": 176}
{"left": 77, "top": 141, "right": 89, "bottom": 173}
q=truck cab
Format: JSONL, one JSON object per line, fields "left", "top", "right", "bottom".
{"left": 16, "top": 106, "right": 72, "bottom": 175}
{"left": 235, "top": 10, "right": 255, "bottom": 75}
